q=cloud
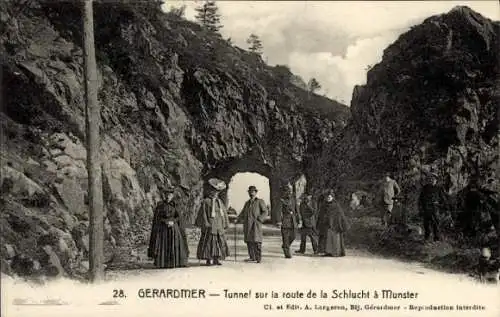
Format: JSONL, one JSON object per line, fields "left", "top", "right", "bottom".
{"left": 163, "top": 1, "right": 500, "bottom": 105}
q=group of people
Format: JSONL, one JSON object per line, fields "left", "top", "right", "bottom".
{"left": 147, "top": 171, "right": 497, "bottom": 270}
{"left": 237, "top": 184, "right": 350, "bottom": 262}
{"left": 147, "top": 178, "right": 350, "bottom": 269}
{"left": 379, "top": 173, "right": 447, "bottom": 241}
{"left": 379, "top": 171, "right": 498, "bottom": 247}
{"left": 147, "top": 178, "right": 231, "bottom": 268}
{"left": 377, "top": 172, "right": 447, "bottom": 242}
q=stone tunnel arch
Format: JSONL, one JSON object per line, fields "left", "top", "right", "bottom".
{"left": 202, "top": 148, "right": 309, "bottom": 224}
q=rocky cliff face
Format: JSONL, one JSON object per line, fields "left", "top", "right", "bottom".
{"left": 313, "top": 6, "right": 499, "bottom": 241}
{"left": 0, "top": 1, "right": 348, "bottom": 277}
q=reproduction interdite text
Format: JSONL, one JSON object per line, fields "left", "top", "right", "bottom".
{"left": 117, "top": 288, "right": 489, "bottom": 312}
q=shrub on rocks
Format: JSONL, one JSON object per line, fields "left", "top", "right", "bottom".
{"left": 11, "top": 254, "right": 41, "bottom": 277}
{"left": 1, "top": 258, "right": 14, "bottom": 276}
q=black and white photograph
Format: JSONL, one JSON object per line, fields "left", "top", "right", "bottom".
{"left": 0, "top": 1, "right": 499, "bottom": 316}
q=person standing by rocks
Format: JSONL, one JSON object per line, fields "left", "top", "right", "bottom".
{"left": 237, "top": 185, "right": 268, "bottom": 263}
{"left": 195, "top": 178, "right": 230, "bottom": 266}
{"left": 317, "top": 189, "right": 348, "bottom": 257}
{"left": 463, "top": 178, "right": 498, "bottom": 242}
{"left": 277, "top": 185, "right": 301, "bottom": 259}
{"left": 418, "top": 173, "right": 447, "bottom": 242}
{"left": 147, "top": 185, "right": 189, "bottom": 269}
{"left": 379, "top": 174, "right": 401, "bottom": 227}
{"left": 295, "top": 193, "right": 318, "bottom": 255}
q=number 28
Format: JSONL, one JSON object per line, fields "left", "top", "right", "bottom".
{"left": 113, "top": 289, "right": 126, "bottom": 298}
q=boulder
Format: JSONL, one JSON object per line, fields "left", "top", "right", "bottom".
{"left": 37, "top": 227, "right": 78, "bottom": 272}
{"left": 0, "top": 166, "right": 44, "bottom": 197}
{"left": 36, "top": 245, "right": 65, "bottom": 277}
{"left": 54, "top": 177, "right": 86, "bottom": 216}
{"left": 2, "top": 244, "right": 16, "bottom": 259}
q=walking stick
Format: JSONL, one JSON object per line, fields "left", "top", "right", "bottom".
{"left": 234, "top": 220, "right": 237, "bottom": 262}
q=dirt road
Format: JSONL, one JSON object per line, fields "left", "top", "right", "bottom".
{"left": 2, "top": 225, "right": 499, "bottom": 317}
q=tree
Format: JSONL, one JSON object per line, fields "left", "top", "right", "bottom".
{"left": 169, "top": 4, "right": 186, "bottom": 18}
{"left": 195, "top": 1, "right": 222, "bottom": 33}
{"left": 246, "top": 33, "right": 263, "bottom": 54}
{"left": 307, "top": 78, "right": 321, "bottom": 94}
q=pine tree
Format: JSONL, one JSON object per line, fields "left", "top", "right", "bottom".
{"left": 246, "top": 33, "right": 263, "bottom": 54}
{"left": 307, "top": 78, "right": 321, "bottom": 94}
{"left": 195, "top": 1, "right": 222, "bottom": 33}
{"left": 170, "top": 4, "right": 186, "bottom": 18}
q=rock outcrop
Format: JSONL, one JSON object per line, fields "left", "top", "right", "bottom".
{"left": 313, "top": 6, "right": 499, "bottom": 244}
{"left": 0, "top": 1, "right": 348, "bottom": 277}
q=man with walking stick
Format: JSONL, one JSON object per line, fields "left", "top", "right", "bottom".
{"left": 235, "top": 186, "right": 268, "bottom": 263}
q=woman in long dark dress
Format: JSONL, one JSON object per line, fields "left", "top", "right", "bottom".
{"left": 195, "top": 178, "right": 230, "bottom": 266}
{"left": 147, "top": 186, "right": 189, "bottom": 268}
{"left": 317, "top": 189, "right": 349, "bottom": 257}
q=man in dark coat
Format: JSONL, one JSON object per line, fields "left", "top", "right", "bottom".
{"left": 295, "top": 194, "right": 318, "bottom": 254}
{"left": 418, "top": 173, "right": 448, "bottom": 242}
{"left": 237, "top": 186, "right": 268, "bottom": 263}
{"left": 278, "top": 186, "right": 301, "bottom": 259}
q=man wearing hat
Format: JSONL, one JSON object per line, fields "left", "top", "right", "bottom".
{"left": 296, "top": 193, "right": 319, "bottom": 254}
{"left": 237, "top": 185, "right": 268, "bottom": 263}
{"left": 195, "top": 178, "right": 230, "bottom": 266}
{"left": 418, "top": 172, "right": 448, "bottom": 242}
{"left": 278, "top": 185, "right": 301, "bottom": 259}
{"left": 379, "top": 173, "right": 401, "bottom": 227}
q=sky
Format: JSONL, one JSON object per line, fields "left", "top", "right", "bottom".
{"left": 161, "top": 1, "right": 499, "bottom": 209}
{"left": 163, "top": 1, "right": 499, "bottom": 105}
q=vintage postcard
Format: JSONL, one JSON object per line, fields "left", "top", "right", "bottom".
{"left": 1, "top": 0, "right": 499, "bottom": 316}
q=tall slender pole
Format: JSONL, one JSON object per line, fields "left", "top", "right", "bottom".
{"left": 234, "top": 220, "right": 237, "bottom": 262}
{"left": 82, "top": 0, "right": 104, "bottom": 282}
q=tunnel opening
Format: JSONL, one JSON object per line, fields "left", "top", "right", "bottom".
{"left": 227, "top": 172, "right": 271, "bottom": 216}
{"left": 201, "top": 147, "right": 309, "bottom": 224}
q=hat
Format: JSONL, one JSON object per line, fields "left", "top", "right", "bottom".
{"left": 208, "top": 178, "right": 226, "bottom": 191}
{"left": 248, "top": 185, "right": 258, "bottom": 192}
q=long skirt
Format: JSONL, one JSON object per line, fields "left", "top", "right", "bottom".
{"left": 196, "top": 229, "right": 230, "bottom": 260}
{"left": 153, "top": 224, "right": 189, "bottom": 268}
{"left": 318, "top": 228, "right": 345, "bottom": 257}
